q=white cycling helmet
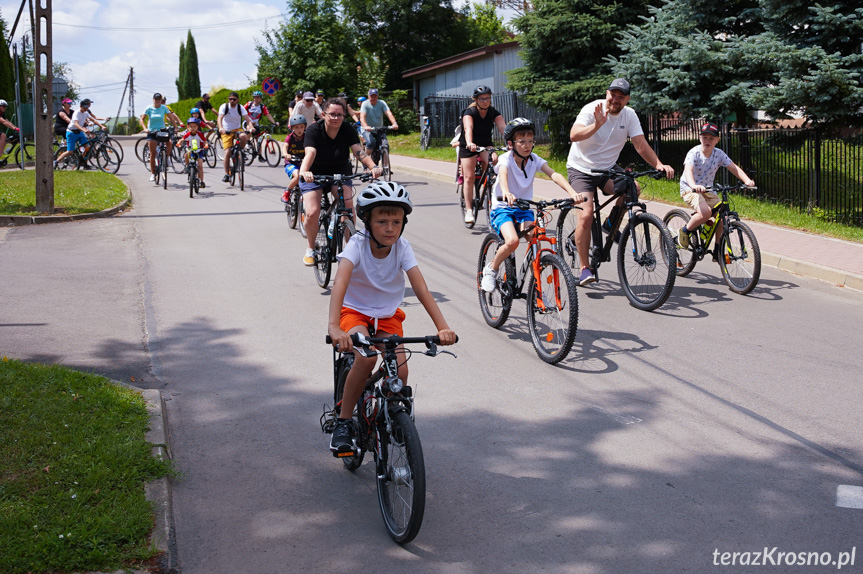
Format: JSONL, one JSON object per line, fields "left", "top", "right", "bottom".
{"left": 0, "top": 99, "right": 7, "bottom": 106}
{"left": 356, "top": 181, "right": 412, "bottom": 219}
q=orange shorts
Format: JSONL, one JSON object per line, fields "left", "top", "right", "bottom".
{"left": 340, "top": 307, "right": 406, "bottom": 337}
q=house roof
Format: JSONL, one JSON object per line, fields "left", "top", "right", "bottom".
{"left": 402, "top": 41, "right": 520, "bottom": 79}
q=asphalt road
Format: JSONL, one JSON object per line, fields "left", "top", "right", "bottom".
{"left": 2, "top": 147, "right": 862, "bottom": 573}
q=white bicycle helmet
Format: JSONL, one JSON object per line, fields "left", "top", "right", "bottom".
{"left": 357, "top": 181, "right": 413, "bottom": 219}
{"left": 0, "top": 99, "right": 7, "bottom": 106}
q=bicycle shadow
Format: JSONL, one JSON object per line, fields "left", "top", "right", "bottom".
{"left": 403, "top": 287, "right": 451, "bottom": 306}
{"left": 557, "top": 327, "right": 659, "bottom": 374}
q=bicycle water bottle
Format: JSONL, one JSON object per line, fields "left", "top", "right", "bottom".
{"left": 700, "top": 218, "right": 716, "bottom": 242}
{"left": 191, "top": 139, "right": 199, "bottom": 151}
{"left": 327, "top": 217, "right": 335, "bottom": 239}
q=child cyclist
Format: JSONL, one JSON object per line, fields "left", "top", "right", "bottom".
{"left": 480, "top": 118, "right": 585, "bottom": 292}
{"left": 676, "top": 122, "right": 755, "bottom": 249}
{"left": 180, "top": 118, "right": 208, "bottom": 187}
{"left": 281, "top": 115, "right": 307, "bottom": 202}
{"left": 327, "top": 181, "right": 457, "bottom": 455}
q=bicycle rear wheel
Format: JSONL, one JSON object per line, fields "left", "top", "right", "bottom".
{"left": 134, "top": 137, "right": 148, "bottom": 163}
{"left": 477, "top": 233, "right": 515, "bottom": 329}
{"left": 287, "top": 189, "right": 301, "bottom": 229}
{"left": 314, "top": 217, "right": 332, "bottom": 288}
{"left": 229, "top": 151, "right": 238, "bottom": 187}
{"left": 299, "top": 201, "right": 308, "bottom": 238}
{"left": 719, "top": 220, "right": 761, "bottom": 295}
{"left": 105, "top": 137, "right": 124, "bottom": 164}
{"left": 161, "top": 149, "right": 168, "bottom": 189}
{"left": 555, "top": 207, "right": 589, "bottom": 271}
{"left": 141, "top": 145, "right": 152, "bottom": 172}
{"left": 243, "top": 142, "right": 255, "bottom": 166}
{"left": 264, "top": 136, "right": 282, "bottom": 167}
{"left": 333, "top": 356, "right": 365, "bottom": 471}
{"left": 239, "top": 155, "right": 245, "bottom": 191}
{"left": 95, "top": 142, "right": 122, "bottom": 174}
{"left": 153, "top": 151, "right": 161, "bottom": 185}
{"left": 617, "top": 212, "right": 676, "bottom": 311}
{"left": 189, "top": 167, "right": 198, "bottom": 198}
{"left": 171, "top": 145, "right": 185, "bottom": 173}
{"left": 526, "top": 253, "right": 578, "bottom": 364}
{"left": 336, "top": 218, "right": 356, "bottom": 256}
{"left": 482, "top": 180, "right": 492, "bottom": 228}
{"left": 663, "top": 209, "right": 697, "bottom": 277}
{"left": 204, "top": 145, "right": 216, "bottom": 168}
{"left": 381, "top": 148, "right": 391, "bottom": 181}
{"left": 377, "top": 409, "right": 425, "bottom": 545}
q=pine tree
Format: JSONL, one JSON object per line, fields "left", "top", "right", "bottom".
{"left": 183, "top": 31, "right": 201, "bottom": 101}
{"left": 175, "top": 41, "right": 186, "bottom": 99}
{"left": 0, "top": 13, "right": 16, "bottom": 103}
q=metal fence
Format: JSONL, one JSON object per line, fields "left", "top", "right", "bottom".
{"left": 617, "top": 117, "right": 863, "bottom": 226}
{"left": 423, "top": 92, "right": 550, "bottom": 148}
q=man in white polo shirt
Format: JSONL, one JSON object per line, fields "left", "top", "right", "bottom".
{"left": 217, "top": 91, "right": 254, "bottom": 182}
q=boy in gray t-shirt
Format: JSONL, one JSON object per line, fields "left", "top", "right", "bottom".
{"left": 677, "top": 122, "right": 755, "bottom": 249}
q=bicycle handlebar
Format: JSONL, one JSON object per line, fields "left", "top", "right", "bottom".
{"left": 513, "top": 197, "right": 575, "bottom": 211}
{"left": 326, "top": 333, "right": 459, "bottom": 347}
{"left": 706, "top": 183, "right": 757, "bottom": 192}
{"left": 593, "top": 168, "right": 667, "bottom": 180}
{"left": 312, "top": 172, "right": 374, "bottom": 185}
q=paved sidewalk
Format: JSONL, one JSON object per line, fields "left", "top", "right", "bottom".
{"left": 389, "top": 153, "right": 863, "bottom": 291}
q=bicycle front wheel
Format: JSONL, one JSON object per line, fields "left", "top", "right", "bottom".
{"left": 189, "top": 167, "right": 198, "bottom": 198}
{"left": 105, "top": 137, "right": 124, "bottom": 164}
{"left": 336, "top": 218, "right": 356, "bottom": 257}
{"left": 334, "top": 356, "right": 365, "bottom": 471}
{"left": 299, "top": 201, "right": 308, "bottom": 238}
{"left": 314, "top": 217, "right": 332, "bottom": 288}
{"left": 719, "top": 220, "right": 761, "bottom": 295}
{"left": 161, "top": 150, "right": 168, "bottom": 189}
{"left": 171, "top": 146, "right": 185, "bottom": 173}
{"left": 204, "top": 144, "right": 216, "bottom": 168}
{"left": 264, "top": 136, "right": 282, "bottom": 167}
{"left": 288, "top": 189, "right": 300, "bottom": 229}
{"left": 477, "top": 233, "right": 514, "bottom": 329}
{"left": 95, "top": 142, "right": 122, "bottom": 174}
{"left": 377, "top": 409, "right": 425, "bottom": 545}
{"left": 381, "top": 148, "right": 391, "bottom": 181}
{"left": 141, "top": 145, "right": 152, "bottom": 172}
{"left": 556, "top": 207, "right": 592, "bottom": 272}
{"left": 663, "top": 209, "right": 697, "bottom": 277}
{"left": 459, "top": 183, "right": 475, "bottom": 229}
{"left": 526, "top": 253, "right": 578, "bottom": 364}
{"left": 238, "top": 154, "right": 245, "bottom": 191}
{"left": 134, "top": 137, "right": 148, "bottom": 163}
{"left": 617, "top": 212, "right": 676, "bottom": 311}
{"left": 14, "top": 142, "right": 35, "bottom": 168}
{"left": 482, "top": 181, "right": 492, "bottom": 228}
{"left": 243, "top": 142, "right": 255, "bottom": 166}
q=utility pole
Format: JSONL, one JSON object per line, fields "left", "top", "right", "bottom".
{"left": 114, "top": 70, "right": 130, "bottom": 135}
{"left": 129, "top": 67, "right": 135, "bottom": 134}
{"left": 33, "top": 0, "right": 53, "bottom": 213}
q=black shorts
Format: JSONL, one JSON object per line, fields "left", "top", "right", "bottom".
{"left": 567, "top": 166, "right": 627, "bottom": 195}
{"left": 458, "top": 146, "right": 487, "bottom": 159}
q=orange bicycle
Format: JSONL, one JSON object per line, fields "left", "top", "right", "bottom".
{"left": 477, "top": 198, "right": 579, "bottom": 364}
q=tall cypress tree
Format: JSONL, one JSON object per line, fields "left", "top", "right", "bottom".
{"left": 175, "top": 41, "right": 186, "bottom": 99}
{"left": 183, "top": 31, "right": 201, "bottom": 101}
{"left": 0, "top": 14, "right": 16, "bottom": 103}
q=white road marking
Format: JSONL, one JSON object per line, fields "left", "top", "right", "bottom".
{"left": 836, "top": 485, "right": 863, "bottom": 509}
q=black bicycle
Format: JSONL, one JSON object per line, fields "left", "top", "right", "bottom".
{"left": 556, "top": 168, "right": 677, "bottom": 311}
{"left": 227, "top": 132, "right": 249, "bottom": 191}
{"left": 186, "top": 142, "right": 204, "bottom": 198}
{"left": 54, "top": 129, "right": 122, "bottom": 174}
{"left": 284, "top": 158, "right": 303, "bottom": 229}
{"left": 312, "top": 172, "right": 373, "bottom": 288}
{"left": 457, "top": 146, "right": 506, "bottom": 229}
{"left": 368, "top": 126, "right": 395, "bottom": 182}
{"left": 245, "top": 125, "right": 282, "bottom": 167}
{"left": 419, "top": 115, "right": 430, "bottom": 150}
{"left": 320, "top": 332, "right": 457, "bottom": 544}
{"left": 663, "top": 183, "right": 762, "bottom": 295}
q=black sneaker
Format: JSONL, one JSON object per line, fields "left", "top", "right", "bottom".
{"left": 330, "top": 418, "right": 354, "bottom": 456}
{"left": 222, "top": 174, "right": 230, "bottom": 183}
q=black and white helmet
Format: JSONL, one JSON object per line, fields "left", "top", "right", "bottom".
{"left": 0, "top": 99, "right": 7, "bottom": 107}
{"left": 503, "top": 117, "right": 535, "bottom": 142}
{"left": 473, "top": 85, "right": 492, "bottom": 99}
{"left": 289, "top": 115, "right": 307, "bottom": 126}
{"left": 357, "top": 181, "right": 413, "bottom": 219}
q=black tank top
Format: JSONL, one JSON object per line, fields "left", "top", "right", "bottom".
{"left": 54, "top": 110, "right": 69, "bottom": 131}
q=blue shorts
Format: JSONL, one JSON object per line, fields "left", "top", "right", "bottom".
{"left": 490, "top": 206, "right": 535, "bottom": 235}
{"left": 66, "top": 130, "right": 88, "bottom": 151}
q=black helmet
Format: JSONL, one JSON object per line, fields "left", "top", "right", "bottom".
{"left": 472, "top": 85, "right": 492, "bottom": 99}
{"left": 503, "top": 117, "right": 535, "bottom": 142}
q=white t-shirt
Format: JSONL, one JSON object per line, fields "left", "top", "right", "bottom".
{"left": 294, "top": 101, "right": 323, "bottom": 127}
{"left": 491, "top": 151, "right": 548, "bottom": 211}
{"left": 566, "top": 100, "right": 644, "bottom": 174}
{"left": 680, "top": 145, "right": 732, "bottom": 194}
{"left": 337, "top": 233, "right": 418, "bottom": 318}
{"left": 219, "top": 102, "right": 250, "bottom": 132}
{"left": 70, "top": 109, "right": 93, "bottom": 131}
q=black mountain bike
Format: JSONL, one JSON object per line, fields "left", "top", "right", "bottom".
{"left": 245, "top": 125, "right": 282, "bottom": 167}
{"left": 312, "top": 172, "right": 373, "bottom": 289}
{"left": 321, "top": 332, "right": 457, "bottom": 544}
{"left": 227, "top": 133, "right": 248, "bottom": 191}
{"left": 54, "top": 130, "right": 122, "bottom": 174}
{"left": 556, "top": 168, "right": 677, "bottom": 311}
{"left": 457, "top": 146, "right": 506, "bottom": 229}
{"left": 663, "top": 183, "right": 762, "bottom": 295}
{"left": 186, "top": 143, "right": 203, "bottom": 198}
{"left": 368, "top": 126, "right": 395, "bottom": 182}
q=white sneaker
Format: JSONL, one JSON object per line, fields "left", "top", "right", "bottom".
{"left": 303, "top": 248, "right": 316, "bottom": 266}
{"left": 148, "top": 174, "right": 156, "bottom": 182}
{"left": 464, "top": 210, "right": 475, "bottom": 224}
{"left": 480, "top": 265, "right": 497, "bottom": 293}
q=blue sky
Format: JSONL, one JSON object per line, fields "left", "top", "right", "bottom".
{"left": 1, "top": 0, "right": 510, "bottom": 118}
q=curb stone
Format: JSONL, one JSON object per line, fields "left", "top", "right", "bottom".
{"left": 78, "top": 382, "right": 178, "bottom": 574}
{"left": 0, "top": 183, "right": 132, "bottom": 227}
{"left": 390, "top": 160, "right": 863, "bottom": 293}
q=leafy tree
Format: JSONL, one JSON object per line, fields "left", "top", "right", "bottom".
{"left": 256, "top": 0, "right": 357, "bottom": 119}
{"left": 176, "top": 41, "right": 187, "bottom": 99}
{"left": 183, "top": 31, "right": 201, "bottom": 100}
{"left": 342, "top": 0, "right": 478, "bottom": 91}
{"left": 508, "top": 0, "right": 652, "bottom": 153}
{"left": 0, "top": 12, "right": 16, "bottom": 103}
{"left": 613, "top": 0, "right": 863, "bottom": 126}
{"left": 460, "top": 2, "right": 511, "bottom": 47}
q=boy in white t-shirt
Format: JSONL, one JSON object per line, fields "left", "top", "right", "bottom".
{"left": 677, "top": 122, "right": 754, "bottom": 249}
{"left": 480, "top": 118, "right": 585, "bottom": 293}
{"left": 327, "top": 181, "right": 457, "bottom": 455}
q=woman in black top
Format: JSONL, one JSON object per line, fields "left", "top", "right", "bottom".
{"left": 459, "top": 86, "right": 506, "bottom": 223}
{"left": 298, "top": 98, "right": 382, "bottom": 265}
{"left": 54, "top": 98, "right": 74, "bottom": 137}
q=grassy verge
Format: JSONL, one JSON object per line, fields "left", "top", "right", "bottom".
{"left": 0, "top": 170, "right": 128, "bottom": 216}
{"left": 0, "top": 358, "right": 172, "bottom": 574}
{"left": 387, "top": 132, "right": 863, "bottom": 243}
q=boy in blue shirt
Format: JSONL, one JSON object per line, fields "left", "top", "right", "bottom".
{"left": 480, "top": 118, "right": 585, "bottom": 292}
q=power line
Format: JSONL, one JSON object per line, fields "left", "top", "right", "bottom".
{"left": 78, "top": 81, "right": 128, "bottom": 90}
{"left": 54, "top": 15, "right": 284, "bottom": 32}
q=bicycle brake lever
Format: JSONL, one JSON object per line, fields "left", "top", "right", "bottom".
{"left": 426, "top": 348, "right": 457, "bottom": 358}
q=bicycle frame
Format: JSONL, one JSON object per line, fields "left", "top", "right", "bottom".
{"left": 504, "top": 200, "right": 566, "bottom": 305}
{"left": 679, "top": 187, "right": 739, "bottom": 260}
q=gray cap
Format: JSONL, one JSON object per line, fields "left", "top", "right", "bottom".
{"left": 609, "top": 78, "right": 630, "bottom": 95}
{"left": 303, "top": 91, "right": 315, "bottom": 100}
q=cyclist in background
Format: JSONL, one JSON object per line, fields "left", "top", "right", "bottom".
{"left": 339, "top": 93, "right": 359, "bottom": 123}
{"left": 315, "top": 89, "right": 325, "bottom": 107}
{"left": 54, "top": 98, "right": 74, "bottom": 139}
{"left": 195, "top": 93, "right": 214, "bottom": 124}
{"left": 566, "top": 78, "right": 674, "bottom": 285}
{"left": 281, "top": 114, "right": 307, "bottom": 201}
{"left": 244, "top": 91, "right": 279, "bottom": 133}
{"left": 160, "top": 95, "right": 183, "bottom": 128}
{"left": 288, "top": 90, "right": 304, "bottom": 115}
{"left": 217, "top": 91, "right": 254, "bottom": 183}
{"left": 138, "top": 92, "right": 175, "bottom": 182}
{"left": 294, "top": 91, "right": 323, "bottom": 127}
{"left": 55, "top": 98, "right": 105, "bottom": 170}
{"left": 458, "top": 85, "right": 506, "bottom": 224}
{"left": 0, "top": 99, "right": 20, "bottom": 168}
{"left": 326, "top": 182, "right": 457, "bottom": 454}
{"left": 359, "top": 88, "right": 399, "bottom": 164}
{"left": 189, "top": 107, "right": 214, "bottom": 130}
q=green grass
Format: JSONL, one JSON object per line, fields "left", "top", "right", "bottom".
{"left": 388, "top": 132, "right": 863, "bottom": 243}
{"left": 0, "top": 359, "right": 173, "bottom": 574}
{"left": 0, "top": 170, "right": 128, "bottom": 216}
